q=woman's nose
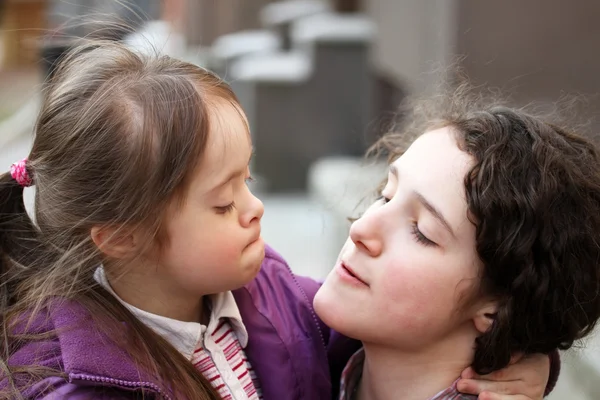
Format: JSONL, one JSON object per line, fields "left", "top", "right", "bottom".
{"left": 349, "top": 212, "right": 383, "bottom": 257}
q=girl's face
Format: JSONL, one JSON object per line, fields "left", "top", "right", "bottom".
{"left": 157, "top": 101, "right": 265, "bottom": 297}
{"left": 315, "top": 127, "right": 491, "bottom": 350}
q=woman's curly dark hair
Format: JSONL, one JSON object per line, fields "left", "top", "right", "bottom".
{"left": 371, "top": 82, "right": 600, "bottom": 375}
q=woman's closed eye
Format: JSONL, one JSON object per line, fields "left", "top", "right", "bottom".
{"left": 411, "top": 222, "right": 436, "bottom": 247}
{"left": 378, "top": 195, "right": 437, "bottom": 247}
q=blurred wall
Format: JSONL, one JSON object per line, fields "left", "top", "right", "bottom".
{"left": 367, "top": 0, "right": 600, "bottom": 130}
{"left": 1, "top": 0, "right": 48, "bottom": 68}
{"left": 456, "top": 1, "right": 600, "bottom": 109}
{"left": 184, "top": 0, "right": 275, "bottom": 46}
{"left": 366, "top": 0, "right": 456, "bottom": 93}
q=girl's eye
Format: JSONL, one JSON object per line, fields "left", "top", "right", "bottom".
{"left": 215, "top": 202, "right": 236, "bottom": 214}
{"left": 411, "top": 222, "right": 436, "bottom": 247}
{"left": 245, "top": 175, "right": 255, "bottom": 184}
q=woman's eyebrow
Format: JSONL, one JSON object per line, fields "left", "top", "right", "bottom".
{"left": 391, "top": 164, "right": 456, "bottom": 238}
{"left": 414, "top": 191, "right": 456, "bottom": 238}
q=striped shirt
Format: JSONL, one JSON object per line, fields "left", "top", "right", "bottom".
{"left": 95, "top": 267, "right": 262, "bottom": 400}
{"left": 339, "top": 349, "right": 475, "bottom": 400}
{"left": 191, "top": 319, "right": 262, "bottom": 399}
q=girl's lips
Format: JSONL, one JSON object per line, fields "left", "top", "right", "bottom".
{"left": 246, "top": 236, "right": 263, "bottom": 249}
{"left": 335, "top": 262, "right": 369, "bottom": 287}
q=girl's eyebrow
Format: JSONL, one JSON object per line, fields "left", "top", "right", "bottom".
{"left": 210, "top": 148, "right": 255, "bottom": 192}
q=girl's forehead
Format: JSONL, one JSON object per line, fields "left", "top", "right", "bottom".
{"left": 192, "top": 102, "right": 252, "bottom": 188}
{"left": 207, "top": 102, "right": 251, "bottom": 154}
{"left": 208, "top": 99, "right": 250, "bottom": 137}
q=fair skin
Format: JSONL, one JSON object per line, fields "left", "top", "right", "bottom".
{"left": 93, "top": 113, "right": 547, "bottom": 398}
{"left": 314, "top": 127, "right": 549, "bottom": 400}
{"left": 92, "top": 100, "right": 265, "bottom": 323}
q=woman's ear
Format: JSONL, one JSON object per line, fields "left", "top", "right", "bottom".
{"left": 90, "top": 225, "right": 139, "bottom": 259}
{"left": 473, "top": 301, "right": 498, "bottom": 334}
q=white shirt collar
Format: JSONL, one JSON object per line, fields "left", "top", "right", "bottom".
{"left": 94, "top": 266, "right": 249, "bottom": 360}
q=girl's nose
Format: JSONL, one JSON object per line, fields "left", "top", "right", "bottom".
{"left": 240, "top": 192, "right": 264, "bottom": 227}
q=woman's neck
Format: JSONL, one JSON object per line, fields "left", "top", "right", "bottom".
{"left": 357, "top": 327, "right": 477, "bottom": 400}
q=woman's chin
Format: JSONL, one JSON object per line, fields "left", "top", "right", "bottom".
{"left": 314, "top": 284, "right": 359, "bottom": 338}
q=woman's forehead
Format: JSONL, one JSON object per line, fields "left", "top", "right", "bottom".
{"left": 391, "top": 127, "right": 473, "bottom": 230}
{"left": 393, "top": 127, "right": 469, "bottom": 175}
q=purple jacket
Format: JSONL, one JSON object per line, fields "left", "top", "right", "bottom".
{"left": 4, "top": 246, "right": 361, "bottom": 399}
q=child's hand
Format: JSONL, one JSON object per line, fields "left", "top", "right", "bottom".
{"left": 456, "top": 353, "right": 550, "bottom": 400}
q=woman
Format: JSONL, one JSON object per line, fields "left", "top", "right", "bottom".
{"left": 315, "top": 85, "right": 600, "bottom": 399}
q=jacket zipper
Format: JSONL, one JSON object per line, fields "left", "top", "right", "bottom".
{"left": 69, "top": 373, "right": 172, "bottom": 400}
{"left": 285, "top": 264, "right": 327, "bottom": 351}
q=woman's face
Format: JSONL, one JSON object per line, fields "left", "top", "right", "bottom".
{"left": 314, "top": 127, "right": 492, "bottom": 350}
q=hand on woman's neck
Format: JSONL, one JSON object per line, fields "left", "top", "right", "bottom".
{"left": 357, "top": 328, "right": 476, "bottom": 400}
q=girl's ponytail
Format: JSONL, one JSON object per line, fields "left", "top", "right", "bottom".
{"left": 0, "top": 159, "right": 37, "bottom": 309}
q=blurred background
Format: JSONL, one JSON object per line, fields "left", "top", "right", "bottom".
{"left": 1, "top": 1, "right": 599, "bottom": 398}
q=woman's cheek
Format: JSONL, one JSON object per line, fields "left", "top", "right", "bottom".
{"left": 379, "top": 260, "right": 452, "bottom": 327}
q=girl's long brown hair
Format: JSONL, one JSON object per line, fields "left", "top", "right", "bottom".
{"left": 0, "top": 40, "right": 242, "bottom": 399}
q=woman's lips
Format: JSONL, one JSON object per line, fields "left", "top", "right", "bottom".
{"left": 336, "top": 261, "right": 369, "bottom": 287}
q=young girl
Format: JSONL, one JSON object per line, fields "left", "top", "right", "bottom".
{"left": 314, "top": 85, "right": 600, "bottom": 400}
{"left": 0, "top": 42, "right": 554, "bottom": 399}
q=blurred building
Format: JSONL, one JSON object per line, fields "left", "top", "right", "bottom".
{"left": 369, "top": 0, "right": 600, "bottom": 134}
{"left": 0, "top": 2, "right": 598, "bottom": 399}
{"left": 1, "top": 0, "right": 47, "bottom": 68}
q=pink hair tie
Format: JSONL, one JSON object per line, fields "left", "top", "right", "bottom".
{"left": 10, "top": 158, "right": 32, "bottom": 187}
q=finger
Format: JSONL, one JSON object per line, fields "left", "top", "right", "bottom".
{"left": 478, "top": 392, "right": 531, "bottom": 400}
{"left": 468, "top": 353, "right": 543, "bottom": 382}
{"left": 461, "top": 353, "right": 525, "bottom": 380}
{"left": 466, "top": 367, "right": 513, "bottom": 382}
{"left": 461, "top": 366, "right": 476, "bottom": 379}
{"left": 457, "top": 378, "right": 526, "bottom": 396}
{"left": 509, "top": 352, "right": 525, "bottom": 365}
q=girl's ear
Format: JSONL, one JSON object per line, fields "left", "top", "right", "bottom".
{"left": 90, "top": 225, "right": 140, "bottom": 259}
{"left": 473, "top": 301, "right": 498, "bottom": 334}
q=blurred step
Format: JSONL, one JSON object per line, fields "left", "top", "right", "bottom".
{"left": 260, "top": 0, "right": 331, "bottom": 49}
{"left": 209, "top": 30, "right": 282, "bottom": 78}
{"left": 260, "top": 0, "right": 330, "bottom": 27}
{"left": 259, "top": 192, "right": 338, "bottom": 279}
{"left": 230, "top": 50, "right": 312, "bottom": 192}
{"left": 230, "top": 12, "right": 376, "bottom": 192}
{"left": 123, "top": 20, "right": 187, "bottom": 59}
